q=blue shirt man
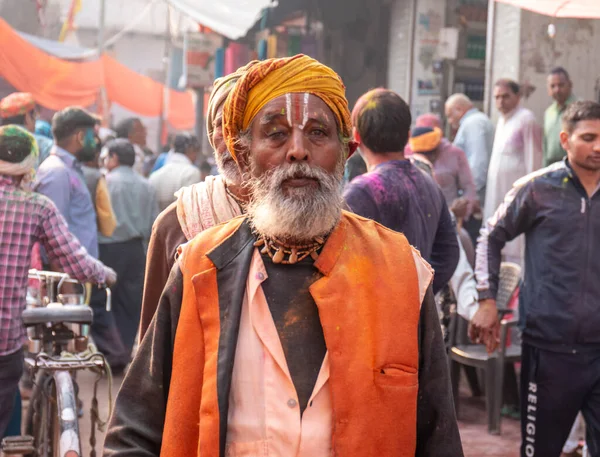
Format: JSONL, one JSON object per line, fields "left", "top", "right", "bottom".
{"left": 34, "top": 108, "right": 101, "bottom": 258}
{"left": 453, "top": 108, "right": 495, "bottom": 204}
{"left": 445, "top": 94, "right": 495, "bottom": 205}
{"left": 36, "top": 146, "right": 98, "bottom": 258}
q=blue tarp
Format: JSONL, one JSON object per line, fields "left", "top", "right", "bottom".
{"left": 18, "top": 31, "right": 95, "bottom": 61}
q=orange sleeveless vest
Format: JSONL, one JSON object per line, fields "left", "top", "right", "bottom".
{"left": 160, "top": 212, "right": 422, "bottom": 457}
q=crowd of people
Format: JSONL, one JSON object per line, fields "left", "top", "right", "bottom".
{"left": 0, "top": 54, "right": 598, "bottom": 457}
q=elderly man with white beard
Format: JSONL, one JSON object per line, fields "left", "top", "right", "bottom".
{"left": 103, "top": 55, "right": 464, "bottom": 457}
{"left": 138, "top": 62, "right": 257, "bottom": 340}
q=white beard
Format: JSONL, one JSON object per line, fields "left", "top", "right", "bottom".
{"left": 216, "top": 149, "right": 241, "bottom": 184}
{"left": 246, "top": 159, "right": 344, "bottom": 244}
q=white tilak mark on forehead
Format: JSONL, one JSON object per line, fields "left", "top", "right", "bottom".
{"left": 298, "top": 92, "right": 310, "bottom": 129}
{"left": 286, "top": 93, "right": 293, "bottom": 127}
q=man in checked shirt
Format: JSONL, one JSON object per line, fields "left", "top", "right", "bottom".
{"left": 0, "top": 125, "right": 116, "bottom": 438}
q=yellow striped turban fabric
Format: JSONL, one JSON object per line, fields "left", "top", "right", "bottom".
{"left": 222, "top": 54, "right": 352, "bottom": 162}
{"left": 205, "top": 60, "right": 259, "bottom": 149}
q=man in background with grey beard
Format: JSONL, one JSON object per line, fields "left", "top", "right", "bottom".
{"left": 104, "top": 55, "right": 462, "bottom": 457}
{"left": 138, "top": 64, "right": 256, "bottom": 340}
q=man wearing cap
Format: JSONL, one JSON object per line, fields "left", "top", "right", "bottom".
{"left": 0, "top": 92, "right": 53, "bottom": 166}
{"left": 104, "top": 55, "right": 463, "bottom": 457}
{"left": 344, "top": 89, "right": 459, "bottom": 294}
{"left": 138, "top": 64, "right": 255, "bottom": 340}
{"left": 34, "top": 107, "right": 102, "bottom": 259}
{"left": 0, "top": 125, "right": 115, "bottom": 437}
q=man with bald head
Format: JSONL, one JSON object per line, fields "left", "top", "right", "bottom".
{"left": 445, "top": 93, "right": 495, "bottom": 206}
{"left": 104, "top": 55, "right": 463, "bottom": 457}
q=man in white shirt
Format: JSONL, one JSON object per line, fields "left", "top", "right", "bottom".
{"left": 484, "top": 79, "right": 543, "bottom": 266}
{"left": 149, "top": 133, "right": 202, "bottom": 211}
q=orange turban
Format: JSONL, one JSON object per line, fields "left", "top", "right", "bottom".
{"left": 206, "top": 61, "right": 259, "bottom": 149}
{"left": 0, "top": 92, "right": 35, "bottom": 118}
{"left": 409, "top": 127, "right": 443, "bottom": 153}
{"left": 222, "top": 54, "right": 352, "bottom": 162}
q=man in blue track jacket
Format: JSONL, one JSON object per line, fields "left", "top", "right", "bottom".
{"left": 474, "top": 100, "right": 600, "bottom": 457}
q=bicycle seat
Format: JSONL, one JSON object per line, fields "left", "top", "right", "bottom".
{"left": 22, "top": 305, "right": 93, "bottom": 326}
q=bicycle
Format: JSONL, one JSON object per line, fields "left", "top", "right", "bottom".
{"left": 1, "top": 270, "right": 112, "bottom": 457}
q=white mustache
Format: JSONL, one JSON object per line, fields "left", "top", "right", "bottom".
{"left": 267, "top": 163, "right": 329, "bottom": 189}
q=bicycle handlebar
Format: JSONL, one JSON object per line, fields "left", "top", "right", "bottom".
{"left": 104, "top": 286, "right": 111, "bottom": 312}
{"left": 29, "top": 269, "right": 73, "bottom": 280}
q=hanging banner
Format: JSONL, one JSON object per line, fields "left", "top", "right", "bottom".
{"left": 183, "top": 32, "right": 223, "bottom": 89}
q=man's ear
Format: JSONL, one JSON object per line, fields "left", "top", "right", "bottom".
{"left": 347, "top": 140, "right": 359, "bottom": 157}
{"left": 352, "top": 127, "right": 361, "bottom": 145}
{"left": 559, "top": 130, "right": 570, "bottom": 151}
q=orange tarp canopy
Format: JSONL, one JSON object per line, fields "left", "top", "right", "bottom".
{"left": 0, "top": 18, "right": 102, "bottom": 109}
{"left": 0, "top": 18, "right": 195, "bottom": 130}
{"left": 495, "top": 0, "right": 600, "bottom": 18}
{"left": 102, "top": 55, "right": 195, "bottom": 129}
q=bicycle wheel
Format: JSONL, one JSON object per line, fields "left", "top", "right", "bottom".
{"left": 25, "top": 370, "right": 82, "bottom": 457}
{"left": 25, "top": 370, "right": 55, "bottom": 457}
{"left": 51, "top": 371, "right": 82, "bottom": 457}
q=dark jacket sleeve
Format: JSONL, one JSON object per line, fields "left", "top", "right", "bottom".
{"left": 416, "top": 287, "right": 464, "bottom": 457}
{"left": 139, "top": 202, "right": 187, "bottom": 340}
{"left": 475, "top": 182, "right": 534, "bottom": 300}
{"left": 430, "top": 200, "right": 460, "bottom": 294}
{"left": 103, "top": 264, "right": 183, "bottom": 457}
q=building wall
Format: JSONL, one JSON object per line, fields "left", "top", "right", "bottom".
{"left": 486, "top": 2, "right": 521, "bottom": 123}
{"left": 519, "top": 12, "right": 600, "bottom": 122}
{"left": 487, "top": 3, "right": 600, "bottom": 124}
{"left": 387, "top": 0, "right": 446, "bottom": 120}
{"left": 0, "top": 0, "right": 61, "bottom": 37}
{"left": 387, "top": 0, "right": 414, "bottom": 100}
{"left": 320, "top": 0, "right": 390, "bottom": 108}
{"left": 410, "top": 0, "right": 445, "bottom": 119}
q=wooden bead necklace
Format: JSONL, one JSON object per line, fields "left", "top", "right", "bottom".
{"left": 253, "top": 235, "right": 325, "bottom": 264}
